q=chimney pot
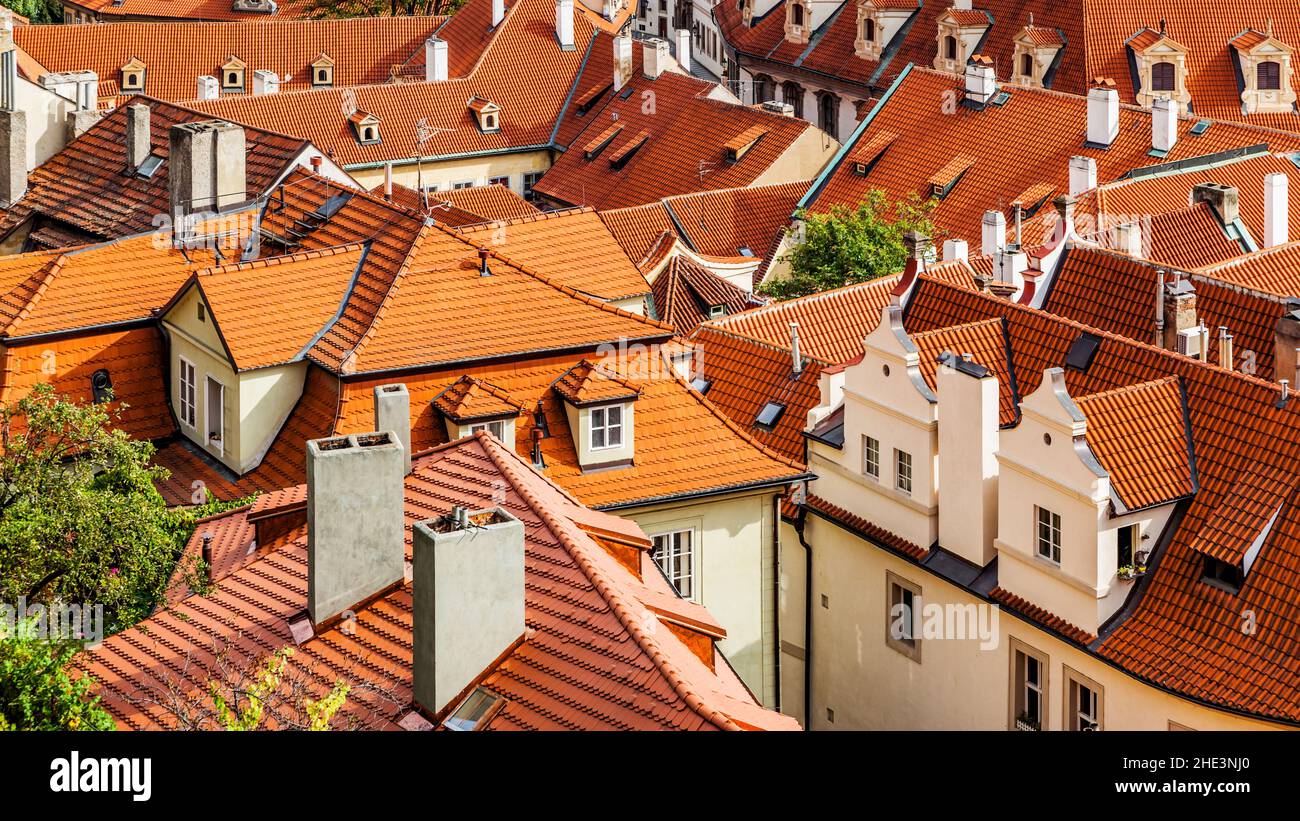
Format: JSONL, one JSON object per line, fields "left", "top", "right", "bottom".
{"left": 310, "top": 154, "right": 322, "bottom": 172}
{"left": 942, "top": 238, "right": 969, "bottom": 262}
{"left": 168, "top": 120, "right": 247, "bottom": 222}
{"left": 1218, "top": 326, "right": 1234, "bottom": 371}
{"left": 196, "top": 75, "right": 219, "bottom": 101}
{"left": 791, "top": 321, "right": 802, "bottom": 376}
{"left": 1265, "top": 172, "right": 1289, "bottom": 248}
{"left": 374, "top": 384, "right": 413, "bottom": 476}
{"left": 251, "top": 69, "right": 280, "bottom": 96}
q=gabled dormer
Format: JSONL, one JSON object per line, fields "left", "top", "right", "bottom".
{"left": 854, "top": 0, "right": 917, "bottom": 62}
{"left": 933, "top": 5, "right": 991, "bottom": 74}
{"left": 120, "top": 57, "right": 146, "bottom": 93}
{"left": 1230, "top": 28, "right": 1297, "bottom": 115}
{"left": 350, "top": 110, "right": 381, "bottom": 145}
{"left": 432, "top": 375, "right": 527, "bottom": 444}
{"left": 221, "top": 56, "right": 247, "bottom": 93}
{"left": 552, "top": 360, "right": 641, "bottom": 471}
{"left": 311, "top": 53, "right": 335, "bottom": 88}
{"left": 1127, "top": 25, "right": 1191, "bottom": 113}
{"left": 468, "top": 97, "right": 501, "bottom": 133}
{"left": 1010, "top": 21, "right": 1065, "bottom": 88}
{"left": 232, "top": 0, "right": 277, "bottom": 13}
{"left": 1190, "top": 463, "right": 1295, "bottom": 594}
{"left": 741, "top": 0, "right": 782, "bottom": 28}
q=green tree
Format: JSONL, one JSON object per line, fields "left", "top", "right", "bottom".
{"left": 1, "top": 0, "right": 64, "bottom": 25}
{"left": 0, "top": 384, "right": 205, "bottom": 635}
{"left": 301, "top": 0, "right": 467, "bottom": 19}
{"left": 761, "top": 191, "right": 939, "bottom": 301}
{"left": 0, "top": 618, "right": 115, "bottom": 731}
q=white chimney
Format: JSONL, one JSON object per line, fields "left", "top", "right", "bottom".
{"left": 306, "top": 432, "right": 407, "bottom": 625}
{"left": 1266, "top": 172, "right": 1289, "bottom": 248}
{"left": 252, "top": 69, "right": 280, "bottom": 96}
{"left": 1114, "top": 221, "right": 1142, "bottom": 256}
{"left": 964, "top": 58, "right": 996, "bottom": 106}
{"left": 937, "top": 352, "right": 999, "bottom": 567}
{"left": 942, "top": 238, "right": 969, "bottom": 262}
{"left": 1152, "top": 97, "right": 1178, "bottom": 153}
{"left": 412, "top": 507, "right": 525, "bottom": 715}
{"left": 1068, "top": 155, "right": 1097, "bottom": 196}
{"left": 613, "top": 34, "right": 633, "bottom": 92}
{"left": 492, "top": 0, "right": 505, "bottom": 27}
{"left": 981, "top": 209, "right": 1006, "bottom": 256}
{"left": 675, "top": 28, "right": 691, "bottom": 74}
{"left": 555, "top": 0, "right": 575, "bottom": 51}
{"left": 791, "top": 322, "right": 802, "bottom": 376}
{"left": 643, "top": 37, "right": 671, "bottom": 80}
{"left": 196, "top": 75, "right": 219, "bottom": 100}
{"left": 168, "top": 120, "right": 247, "bottom": 219}
{"left": 126, "top": 103, "right": 150, "bottom": 170}
{"left": 1086, "top": 83, "right": 1119, "bottom": 147}
{"left": 374, "top": 384, "right": 412, "bottom": 476}
{"left": 0, "top": 109, "right": 25, "bottom": 208}
{"left": 425, "top": 37, "right": 448, "bottom": 83}
{"left": 994, "top": 247, "right": 1028, "bottom": 286}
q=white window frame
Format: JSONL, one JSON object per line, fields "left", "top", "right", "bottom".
{"left": 651, "top": 528, "right": 696, "bottom": 600}
{"left": 204, "top": 374, "right": 225, "bottom": 457}
{"left": 1065, "top": 667, "right": 1103, "bottom": 731}
{"left": 590, "top": 404, "right": 624, "bottom": 450}
{"left": 452, "top": 179, "right": 475, "bottom": 190}
{"left": 488, "top": 175, "right": 512, "bottom": 189}
{"left": 178, "top": 356, "right": 197, "bottom": 430}
{"left": 894, "top": 448, "right": 912, "bottom": 494}
{"left": 862, "top": 435, "right": 880, "bottom": 479}
{"left": 469, "top": 419, "right": 506, "bottom": 440}
{"left": 1036, "top": 506, "right": 1062, "bottom": 564}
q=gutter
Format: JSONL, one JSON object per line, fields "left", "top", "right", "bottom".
{"left": 797, "top": 513, "right": 813, "bottom": 730}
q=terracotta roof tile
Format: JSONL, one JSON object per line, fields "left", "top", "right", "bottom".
{"left": 651, "top": 256, "right": 759, "bottom": 336}
{"left": 990, "top": 586, "right": 1097, "bottom": 644}
{"left": 552, "top": 359, "right": 642, "bottom": 405}
{"left": 913, "top": 318, "right": 1019, "bottom": 425}
{"left": 432, "top": 374, "right": 527, "bottom": 421}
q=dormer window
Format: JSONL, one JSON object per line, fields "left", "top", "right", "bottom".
{"left": 1151, "top": 61, "right": 1175, "bottom": 91}
{"left": 433, "top": 375, "right": 526, "bottom": 445}
{"left": 934, "top": 7, "right": 989, "bottom": 74}
{"left": 553, "top": 360, "right": 640, "bottom": 470}
{"left": 1259, "top": 61, "right": 1282, "bottom": 90}
{"left": 312, "top": 54, "right": 335, "bottom": 88}
{"left": 1128, "top": 27, "right": 1190, "bottom": 113}
{"left": 221, "top": 57, "right": 247, "bottom": 92}
{"left": 855, "top": 0, "right": 914, "bottom": 61}
{"left": 785, "top": 0, "right": 810, "bottom": 45}
{"left": 468, "top": 97, "right": 501, "bottom": 134}
{"left": 1202, "top": 556, "right": 1243, "bottom": 593}
{"left": 1011, "top": 24, "right": 1065, "bottom": 88}
{"left": 349, "top": 110, "right": 381, "bottom": 145}
{"left": 944, "top": 35, "right": 957, "bottom": 60}
{"left": 120, "top": 57, "right": 146, "bottom": 92}
{"left": 590, "top": 404, "right": 624, "bottom": 449}
{"left": 1231, "top": 29, "right": 1296, "bottom": 115}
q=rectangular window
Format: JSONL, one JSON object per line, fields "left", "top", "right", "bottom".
{"left": 452, "top": 180, "right": 474, "bottom": 190}
{"left": 1117, "top": 523, "right": 1137, "bottom": 568}
{"left": 522, "top": 171, "right": 544, "bottom": 200}
{"left": 590, "top": 404, "right": 623, "bottom": 450}
{"left": 862, "top": 435, "right": 880, "bottom": 478}
{"left": 1036, "top": 506, "right": 1062, "bottom": 563}
{"left": 1066, "top": 669, "right": 1103, "bottom": 731}
{"left": 652, "top": 530, "right": 694, "bottom": 599}
{"left": 469, "top": 420, "right": 506, "bottom": 440}
{"left": 895, "top": 449, "right": 912, "bottom": 494}
{"left": 488, "top": 175, "right": 511, "bottom": 189}
{"left": 884, "top": 571, "right": 921, "bottom": 662}
{"left": 444, "top": 688, "right": 499, "bottom": 731}
{"left": 178, "top": 357, "right": 197, "bottom": 429}
{"left": 1010, "top": 640, "right": 1048, "bottom": 730}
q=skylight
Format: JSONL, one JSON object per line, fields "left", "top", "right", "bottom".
{"left": 755, "top": 401, "right": 786, "bottom": 430}
{"left": 1065, "top": 332, "right": 1101, "bottom": 372}
{"left": 135, "top": 153, "right": 164, "bottom": 179}
{"left": 690, "top": 376, "right": 712, "bottom": 394}
{"left": 444, "top": 688, "right": 499, "bottom": 731}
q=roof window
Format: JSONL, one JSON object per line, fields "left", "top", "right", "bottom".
{"left": 755, "top": 401, "right": 785, "bottom": 430}
{"left": 445, "top": 688, "right": 500, "bottom": 730}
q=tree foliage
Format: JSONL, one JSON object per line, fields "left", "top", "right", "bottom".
{"left": 1, "top": 0, "right": 63, "bottom": 25}
{"left": 0, "top": 619, "right": 115, "bottom": 731}
{"left": 301, "top": 0, "right": 467, "bottom": 18}
{"left": 760, "top": 191, "right": 939, "bottom": 301}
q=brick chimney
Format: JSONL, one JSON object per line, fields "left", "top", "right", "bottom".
{"left": 126, "top": 103, "right": 150, "bottom": 171}
{"left": 425, "top": 36, "right": 448, "bottom": 83}
{"left": 1152, "top": 97, "right": 1178, "bottom": 153}
{"left": 643, "top": 38, "right": 671, "bottom": 80}
{"left": 1086, "top": 79, "right": 1119, "bottom": 148}
{"left": 1265, "top": 172, "right": 1289, "bottom": 248}
{"left": 1192, "top": 182, "right": 1238, "bottom": 226}
{"left": 613, "top": 34, "right": 633, "bottom": 92}
{"left": 1161, "top": 275, "right": 1200, "bottom": 354}
{"left": 555, "top": 0, "right": 575, "bottom": 51}
{"left": 1275, "top": 298, "right": 1300, "bottom": 387}
{"left": 168, "top": 120, "right": 247, "bottom": 219}
{"left": 411, "top": 506, "right": 525, "bottom": 715}
{"left": 1218, "top": 326, "right": 1234, "bottom": 371}
{"left": 374, "top": 383, "right": 412, "bottom": 476}
{"left": 1068, "top": 155, "right": 1096, "bottom": 196}
{"left": 675, "top": 28, "right": 692, "bottom": 74}
{"left": 306, "top": 432, "right": 407, "bottom": 626}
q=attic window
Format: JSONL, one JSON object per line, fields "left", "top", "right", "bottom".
{"left": 848, "top": 130, "right": 897, "bottom": 177}
{"left": 1201, "top": 556, "right": 1243, "bottom": 594}
{"left": 724, "top": 125, "right": 767, "bottom": 163}
{"left": 927, "top": 155, "right": 974, "bottom": 200}
{"left": 582, "top": 123, "right": 624, "bottom": 160}
{"left": 1151, "top": 61, "right": 1175, "bottom": 92}
{"left": 222, "top": 60, "right": 246, "bottom": 92}
{"left": 690, "top": 376, "right": 712, "bottom": 394}
{"left": 709, "top": 304, "right": 727, "bottom": 318}
{"left": 135, "top": 153, "right": 164, "bottom": 179}
{"left": 755, "top": 401, "right": 786, "bottom": 430}
{"left": 609, "top": 130, "right": 650, "bottom": 170}
{"left": 1189, "top": 119, "right": 1211, "bottom": 136}
{"left": 120, "top": 60, "right": 146, "bottom": 92}
{"left": 1065, "top": 332, "right": 1101, "bottom": 372}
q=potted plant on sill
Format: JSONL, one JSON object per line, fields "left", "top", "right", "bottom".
{"left": 1014, "top": 712, "right": 1040, "bottom": 731}
{"left": 1117, "top": 564, "right": 1147, "bottom": 581}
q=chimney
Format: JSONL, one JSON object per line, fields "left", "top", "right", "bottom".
{"left": 555, "top": 0, "right": 575, "bottom": 51}
{"left": 66, "top": 109, "right": 102, "bottom": 141}
{"left": 411, "top": 507, "right": 525, "bottom": 715}
{"left": 936, "top": 351, "right": 999, "bottom": 566}
{"left": 1162, "top": 275, "right": 1199, "bottom": 353}
{"left": 126, "top": 103, "right": 150, "bottom": 170}
{"left": 196, "top": 75, "right": 219, "bottom": 100}
{"left": 425, "top": 37, "right": 448, "bottom": 83}
{"left": 1218, "top": 326, "right": 1234, "bottom": 371}
{"left": 1086, "top": 80, "right": 1119, "bottom": 148}
{"left": 252, "top": 69, "right": 280, "bottom": 95}
{"left": 612, "top": 34, "right": 633, "bottom": 92}
{"left": 492, "top": 0, "right": 505, "bottom": 27}
{"left": 981, "top": 209, "right": 1006, "bottom": 256}
{"left": 643, "top": 38, "right": 671, "bottom": 80}
{"left": 374, "top": 384, "right": 412, "bottom": 476}
{"left": 964, "top": 55, "right": 997, "bottom": 106}
{"left": 1152, "top": 97, "right": 1178, "bottom": 153}
{"left": 761, "top": 100, "right": 795, "bottom": 116}
{"left": 942, "top": 238, "right": 968, "bottom": 262}
{"left": 791, "top": 322, "right": 802, "bottom": 376}
{"left": 1114, "top": 221, "right": 1142, "bottom": 256}
{"left": 0, "top": 108, "right": 25, "bottom": 207}
{"left": 478, "top": 246, "right": 491, "bottom": 276}
{"left": 1274, "top": 298, "right": 1300, "bottom": 388}
{"left": 952, "top": 0, "right": 971, "bottom": 8}
{"left": 1068, "top": 155, "right": 1097, "bottom": 196}
{"left": 383, "top": 162, "right": 393, "bottom": 200}
{"left": 675, "top": 28, "right": 691, "bottom": 74}
{"left": 1192, "top": 182, "right": 1238, "bottom": 226}
{"left": 169, "top": 120, "right": 247, "bottom": 220}
{"left": 1265, "top": 172, "right": 1289, "bottom": 248}
{"left": 306, "top": 432, "right": 407, "bottom": 625}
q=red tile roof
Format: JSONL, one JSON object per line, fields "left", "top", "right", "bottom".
{"left": 913, "top": 318, "right": 1019, "bottom": 425}
{"left": 74, "top": 0, "right": 311, "bottom": 22}
{"left": 432, "top": 374, "right": 527, "bottom": 421}
{"left": 83, "top": 433, "right": 798, "bottom": 730}
{"left": 552, "top": 358, "right": 642, "bottom": 405}
{"left": 376, "top": 182, "right": 541, "bottom": 226}
{"left": 651, "top": 255, "right": 760, "bottom": 336}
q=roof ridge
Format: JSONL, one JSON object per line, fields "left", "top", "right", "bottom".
{"left": 124, "top": 93, "right": 310, "bottom": 148}
{"left": 199, "top": 241, "right": 367, "bottom": 277}
{"left": 472, "top": 431, "right": 747, "bottom": 731}
{"left": 457, "top": 204, "right": 592, "bottom": 231}
{"left": 691, "top": 322, "right": 835, "bottom": 366}
{"left": 910, "top": 316, "right": 1003, "bottom": 341}
{"left": 1074, "top": 374, "right": 1180, "bottom": 405}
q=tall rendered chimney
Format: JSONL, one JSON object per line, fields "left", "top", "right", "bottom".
{"left": 936, "top": 351, "right": 999, "bottom": 566}
{"left": 1152, "top": 97, "right": 1178, "bottom": 153}
{"left": 1068, "top": 155, "right": 1097, "bottom": 196}
{"left": 964, "top": 56, "right": 996, "bottom": 106}
{"left": 943, "top": 238, "right": 968, "bottom": 262}
{"left": 168, "top": 120, "right": 247, "bottom": 219}
{"left": 374, "top": 383, "right": 412, "bottom": 476}
{"left": 981, "top": 209, "right": 1006, "bottom": 256}
{"left": 126, "top": 103, "right": 150, "bottom": 170}
{"left": 1114, "top": 221, "right": 1142, "bottom": 256}
{"left": 492, "top": 0, "right": 505, "bottom": 27}
{"left": 0, "top": 107, "right": 23, "bottom": 208}
{"left": 306, "top": 432, "right": 407, "bottom": 625}
{"left": 425, "top": 37, "right": 448, "bottom": 83}
{"left": 675, "top": 28, "right": 692, "bottom": 73}
{"left": 643, "top": 38, "right": 671, "bottom": 80}
{"left": 613, "top": 34, "right": 633, "bottom": 92}
{"left": 252, "top": 69, "right": 280, "bottom": 95}
{"left": 790, "top": 322, "right": 802, "bottom": 376}
{"left": 1265, "top": 172, "right": 1289, "bottom": 248}
{"left": 555, "top": 0, "right": 575, "bottom": 51}
{"left": 196, "top": 75, "right": 219, "bottom": 100}
{"left": 1086, "top": 81, "right": 1119, "bottom": 147}
{"left": 411, "top": 507, "right": 525, "bottom": 715}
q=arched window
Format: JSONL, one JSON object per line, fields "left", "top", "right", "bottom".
{"left": 944, "top": 35, "right": 958, "bottom": 61}
{"left": 317, "top": 69, "right": 328, "bottom": 83}
{"left": 1151, "top": 61, "right": 1176, "bottom": 92}
{"left": 1259, "top": 60, "right": 1282, "bottom": 90}
{"left": 792, "top": 3, "right": 804, "bottom": 26}
{"left": 753, "top": 74, "right": 771, "bottom": 104}
{"left": 864, "top": 18, "right": 876, "bottom": 43}
{"left": 782, "top": 81, "right": 804, "bottom": 118}
{"left": 1020, "top": 53, "right": 1033, "bottom": 77}
{"left": 818, "top": 93, "right": 838, "bottom": 139}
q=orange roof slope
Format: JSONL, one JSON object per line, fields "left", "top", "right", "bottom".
{"left": 1190, "top": 464, "right": 1297, "bottom": 565}
{"left": 912, "top": 318, "right": 1019, "bottom": 426}
{"left": 651, "top": 256, "right": 759, "bottom": 336}
{"left": 74, "top": 0, "right": 311, "bottom": 21}
{"left": 191, "top": 244, "right": 367, "bottom": 371}
{"left": 84, "top": 433, "right": 797, "bottom": 731}
{"left": 14, "top": 17, "right": 444, "bottom": 101}
{"left": 1075, "top": 377, "right": 1197, "bottom": 511}
{"left": 456, "top": 208, "right": 650, "bottom": 301}
{"left": 432, "top": 375, "right": 526, "bottom": 421}
{"left": 807, "top": 69, "right": 1300, "bottom": 245}
{"left": 552, "top": 359, "right": 642, "bottom": 405}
